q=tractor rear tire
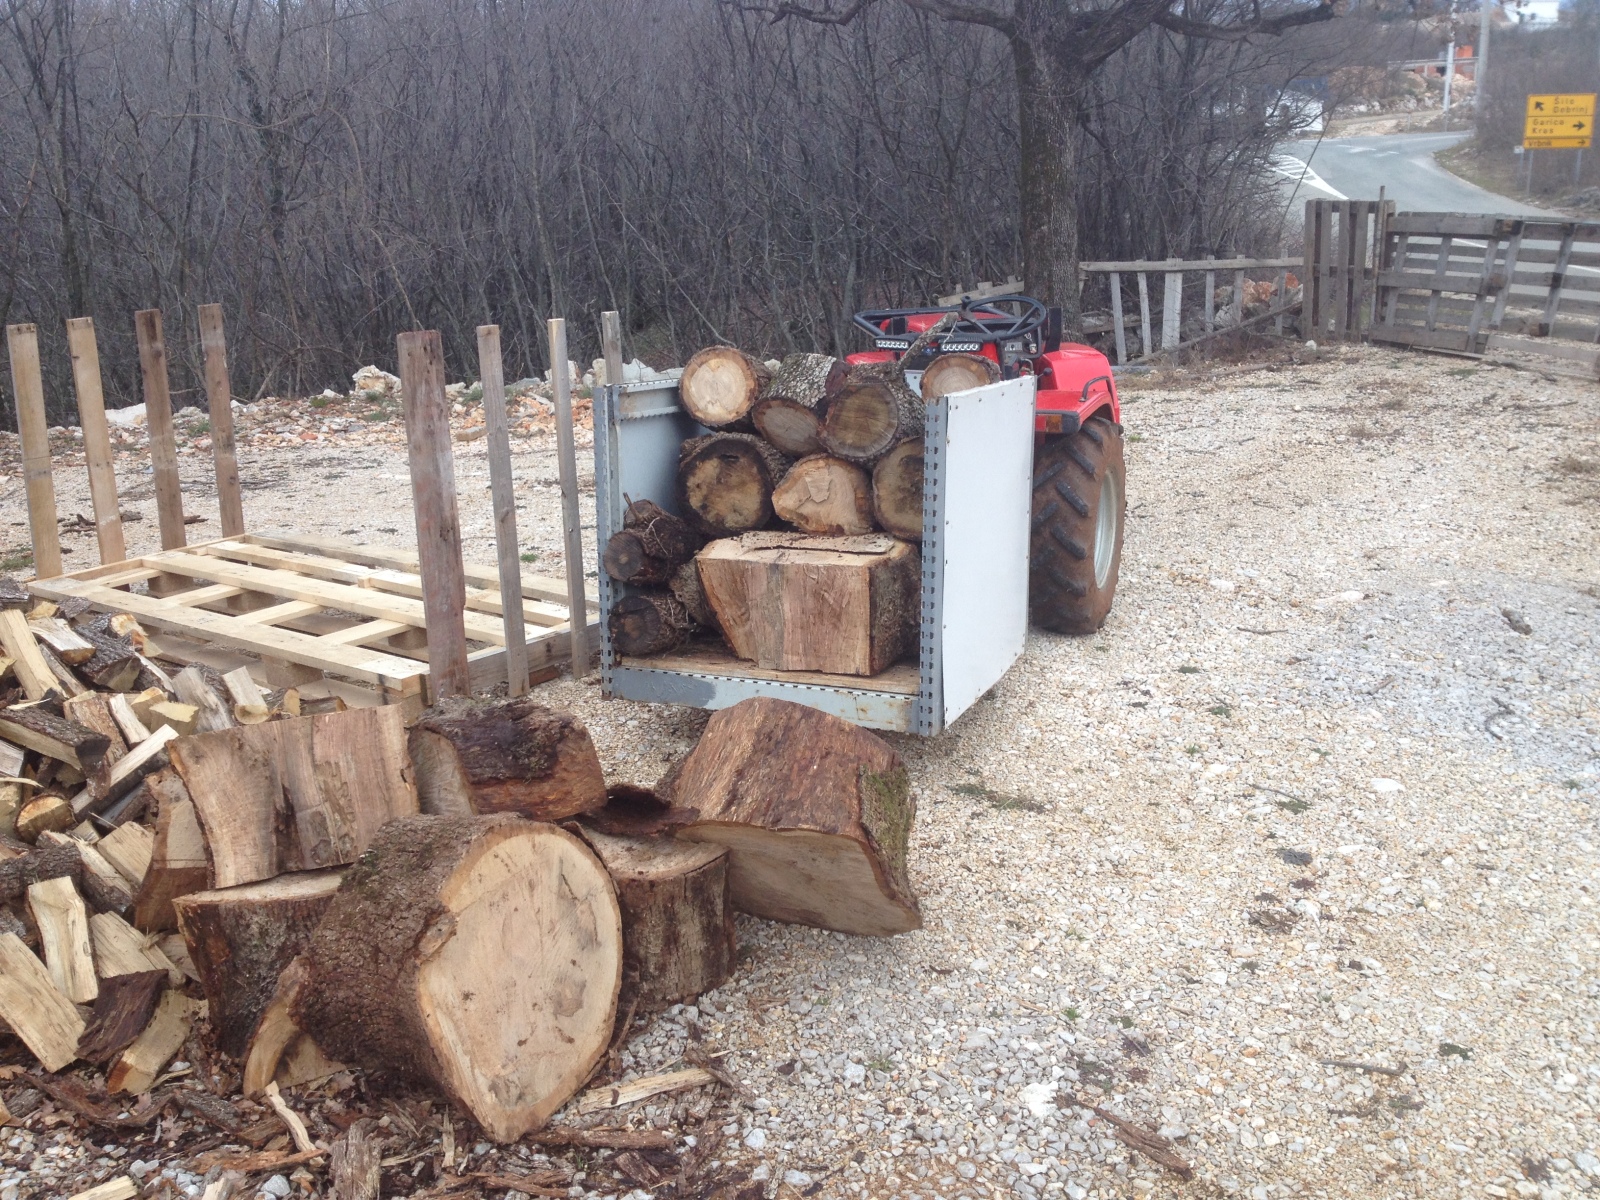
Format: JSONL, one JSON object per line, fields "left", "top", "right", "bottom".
{"left": 1029, "top": 417, "right": 1125, "bottom": 634}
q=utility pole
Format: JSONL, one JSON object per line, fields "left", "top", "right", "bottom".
{"left": 1442, "top": 0, "right": 1457, "bottom": 126}
{"left": 1475, "top": 0, "right": 1493, "bottom": 137}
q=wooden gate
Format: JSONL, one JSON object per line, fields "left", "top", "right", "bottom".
{"left": 1302, "top": 199, "right": 1393, "bottom": 342}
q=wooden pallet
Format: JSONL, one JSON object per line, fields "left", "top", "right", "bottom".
{"left": 28, "top": 533, "right": 599, "bottom": 707}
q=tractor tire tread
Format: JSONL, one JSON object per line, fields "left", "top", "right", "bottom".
{"left": 1029, "top": 416, "right": 1126, "bottom": 635}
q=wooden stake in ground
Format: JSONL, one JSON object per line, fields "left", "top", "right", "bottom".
{"left": 476, "top": 324, "right": 529, "bottom": 696}
{"left": 197, "top": 304, "right": 246, "bottom": 538}
{"left": 292, "top": 815, "right": 623, "bottom": 1141}
{"left": 918, "top": 351, "right": 1000, "bottom": 401}
{"left": 678, "top": 347, "right": 772, "bottom": 429}
{"left": 771, "top": 455, "right": 876, "bottom": 536}
{"left": 603, "top": 500, "right": 699, "bottom": 586}
{"left": 7, "top": 323, "right": 61, "bottom": 579}
{"left": 752, "top": 352, "right": 845, "bottom": 457}
{"left": 133, "top": 309, "right": 188, "bottom": 551}
{"left": 697, "top": 532, "right": 919, "bottom": 675}
{"left": 397, "top": 329, "right": 469, "bottom": 701}
{"left": 0, "top": 931, "right": 85, "bottom": 1071}
{"left": 673, "top": 697, "right": 921, "bottom": 936}
{"left": 871, "top": 438, "right": 926, "bottom": 540}
{"left": 676, "top": 433, "right": 790, "bottom": 537}
{"left": 408, "top": 696, "right": 606, "bottom": 820}
{"left": 607, "top": 592, "right": 695, "bottom": 658}
{"left": 549, "top": 318, "right": 590, "bottom": 678}
{"left": 577, "top": 828, "right": 735, "bottom": 1011}
{"left": 818, "top": 361, "right": 924, "bottom": 465}
{"left": 65, "top": 318, "right": 127, "bottom": 566}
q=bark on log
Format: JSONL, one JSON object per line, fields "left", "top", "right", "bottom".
{"left": 672, "top": 697, "right": 920, "bottom": 936}
{"left": 603, "top": 500, "right": 700, "bottom": 586}
{"left": 678, "top": 347, "right": 772, "bottom": 429}
{"left": 919, "top": 352, "right": 1000, "bottom": 400}
{"left": 608, "top": 593, "right": 694, "bottom": 658}
{"left": 871, "top": 439, "right": 926, "bottom": 541}
{"left": 771, "top": 455, "right": 876, "bottom": 536}
{"left": 77, "top": 970, "right": 167, "bottom": 1064}
{"left": 697, "top": 533, "right": 919, "bottom": 676}
{"left": 408, "top": 697, "right": 607, "bottom": 821}
{"left": 676, "top": 434, "right": 790, "bottom": 537}
{"left": 0, "top": 706, "right": 111, "bottom": 772}
{"left": 668, "top": 561, "right": 718, "bottom": 632}
{"left": 751, "top": 353, "right": 845, "bottom": 457}
{"left": 818, "top": 362, "right": 924, "bottom": 464}
{"left": 172, "top": 869, "right": 345, "bottom": 1056}
{"left": 291, "top": 815, "right": 623, "bottom": 1141}
{"left": 73, "top": 627, "right": 141, "bottom": 692}
{"left": 242, "top": 956, "right": 344, "bottom": 1098}
{"left": 576, "top": 828, "right": 734, "bottom": 1011}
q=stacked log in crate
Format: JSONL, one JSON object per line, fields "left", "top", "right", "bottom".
{"left": 606, "top": 337, "right": 999, "bottom": 677}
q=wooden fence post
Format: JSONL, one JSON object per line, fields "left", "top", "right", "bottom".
{"left": 133, "top": 310, "right": 187, "bottom": 551}
{"left": 1136, "top": 273, "right": 1152, "bottom": 359}
{"left": 1303, "top": 199, "right": 1318, "bottom": 339}
{"left": 1204, "top": 256, "right": 1216, "bottom": 335}
{"left": 197, "top": 305, "right": 245, "bottom": 537}
{"left": 476, "top": 324, "right": 528, "bottom": 696}
{"left": 6, "top": 324, "right": 61, "bottom": 579}
{"left": 1161, "top": 270, "right": 1182, "bottom": 351}
{"left": 65, "top": 318, "right": 126, "bottom": 566}
{"left": 549, "top": 318, "right": 589, "bottom": 678}
{"left": 397, "top": 330, "right": 470, "bottom": 701}
{"left": 1108, "top": 273, "right": 1127, "bottom": 366}
{"left": 600, "top": 310, "right": 623, "bottom": 389}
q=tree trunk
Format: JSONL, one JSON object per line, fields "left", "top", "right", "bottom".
{"left": 1015, "top": 36, "right": 1081, "bottom": 329}
{"left": 678, "top": 346, "right": 772, "bottom": 429}
{"left": 172, "top": 869, "right": 345, "bottom": 1056}
{"left": 751, "top": 353, "right": 845, "bottom": 456}
{"left": 608, "top": 592, "right": 695, "bottom": 658}
{"left": 603, "top": 500, "right": 700, "bottom": 586}
{"left": 818, "top": 362, "right": 924, "bottom": 464}
{"left": 670, "top": 697, "right": 920, "bottom": 936}
{"left": 871, "top": 439, "right": 926, "bottom": 541}
{"left": 676, "top": 433, "right": 791, "bottom": 537}
{"left": 575, "top": 828, "right": 735, "bottom": 1011}
{"left": 408, "top": 697, "right": 607, "bottom": 821}
{"left": 771, "top": 455, "right": 876, "bottom": 536}
{"left": 920, "top": 352, "right": 1000, "bottom": 401}
{"left": 668, "top": 561, "right": 718, "bottom": 632}
{"left": 291, "top": 815, "right": 623, "bottom": 1142}
{"left": 697, "top": 532, "right": 919, "bottom": 676}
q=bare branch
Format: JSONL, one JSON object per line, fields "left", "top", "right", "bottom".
{"left": 1153, "top": 0, "right": 1337, "bottom": 42}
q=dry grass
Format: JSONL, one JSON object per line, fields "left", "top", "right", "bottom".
{"left": 1349, "top": 421, "right": 1379, "bottom": 440}
{"left": 1379, "top": 394, "right": 1406, "bottom": 411}
{"left": 1557, "top": 454, "right": 1598, "bottom": 476}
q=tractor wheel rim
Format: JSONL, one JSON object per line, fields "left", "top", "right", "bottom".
{"left": 1094, "top": 468, "right": 1119, "bottom": 590}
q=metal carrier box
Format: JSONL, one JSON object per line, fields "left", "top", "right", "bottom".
{"left": 593, "top": 374, "right": 1035, "bottom": 735}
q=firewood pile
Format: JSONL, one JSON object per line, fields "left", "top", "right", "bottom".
{"left": 605, "top": 337, "right": 1001, "bottom": 676}
{"left": 0, "top": 560, "right": 921, "bottom": 1198}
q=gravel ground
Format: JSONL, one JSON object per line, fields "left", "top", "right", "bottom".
{"left": 2, "top": 344, "right": 1597, "bottom": 1200}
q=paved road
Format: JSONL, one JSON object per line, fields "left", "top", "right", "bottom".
{"left": 1272, "top": 131, "right": 1560, "bottom": 216}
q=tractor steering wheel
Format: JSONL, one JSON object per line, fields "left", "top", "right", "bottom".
{"left": 956, "top": 296, "right": 1049, "bottom": 342}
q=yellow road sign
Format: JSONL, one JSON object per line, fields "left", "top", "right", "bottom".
{"left": 1525, "top": 93, "right": 1595, "bottom": 149}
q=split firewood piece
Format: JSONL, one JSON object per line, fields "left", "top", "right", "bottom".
{"left": 0, "top": 780, "right": 21, "bottom": 841}
{"left": 77, "top": 969, "right": 168, "bottom": 1063}
{"left": 157, "top": 932, "right": 199, "bottom": 982}
{"left": 171, "top": 706, "right": 416, "bottom": 888}
{"left": 28, "top": 875, "right": 99, "bottom": 1002}
{"left": 607, "top": 592, "right": 695, "bottom": 658}
{"left": 673, "top": 696, "right": 921, "bottom": 935}
{"left": 62, "top": 694, "right": 129, "bottom": 770}
{"left": 68, "top": 1179, "right": 139, "bottom": 1200}
{"left": 172, "top": 666, "right": 237, "bottom": 734}
{"left": 751, "top": 352, "right": 846, "bottom": 457}
{"left": 95, "top": 723, "right": 178, "bottom": 813}
{"left": 107, "top": 694, "right": 152, "bottom": 745}
{"left": 243, "top": 956, "right": 344, "bottom": 1098}
{"left": 147, "top": 702, "right": 198, "bottom": 737}
{"left": 89, "top": 911, "right": 183, "bottom": 985}
{"left": 221, "top": 667, "right": 270, "bottom": 724}
{"left": 818, "top": 361, "right": 924, "bottom": 465}
{"left": 678, "top": 346, "right": 772, "bottom": 430}
{"left": 0, "top": 931, "right": 85, "bottom": 1070}
{"left": 134, "top": 771, "right": 209, "bottom": 932}
{"left": 28, "top": 617, "right": 94, "bottom": 665}
{"left": 0, "top": 705, "right": 111, "bottom": 772}
{"left": 126, "top": 687, "right": 166, "bottom": 731}
{"left": 919, "top": 351, "right": 1000, "bottom": 401}
{"left": 328, "top": 1118, "right": 382, "bottom": 1200}
{"left": 39, "top": 831, "right": 136, "bottom": 913}
{"left": 0, "top": 843, "right": 85, "bottom": 901}
{"left": 771, "top": 455, "right": 876, "bottom": 536}
{"left": 668, "top": 560, "right": 718, "bottom": 632}
{"left": 576, "top": 1066, "right": 717, "bottom": 1115}
{"left": 697, "top": 533, "right": 920, "bottom": 676}
{"left": 96, "top": 822, "right": 155, "bottom": 889}
{"left": 529, "top": 1127, "right": 674, "bottom": 1151}
{"left": 17, "top": 793, "right": 76, "bottom": 842}
{"left": 38, "top": 643, "right": 89, "bottom": 697}
{"left": 292, "top": 815, "right": 623, "bottom": 1142}
{"left": 676, "top": 433, "right": 790, "bottom": 537}
{"left": 173, "top": 869, "right": 345, "bottom": 1057}
{"left": 0, "top": 579, "right": 25, "bottom": 609}
{"left": 108, "top": 988, "right": 204, "bottom": 1094}
{"left": 577, "top": 828, "right": 734, "bottom": 1011}
{"left": 0, "top": 608, "right": 59, "bottom": 701}
{"left": 603, "top": 499, "right": 701, "bottom": 586}
{"left": 73, "top": 627, "right": 142, "bottom": 692}
{"left": 871, "top": 438, "right": 926, "bottom": 541}
{"left": 409, "top": 697, "right": 606, "bottom": 821}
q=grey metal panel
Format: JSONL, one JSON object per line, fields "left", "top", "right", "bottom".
{"left": 609, "top": 665, "right": 915, "bottom": 731}
{"left": 915, "top": 396, "right": 947, "bottom": 736}
{"left": 935, "top": 377, "right": 1035, "bottom": 726}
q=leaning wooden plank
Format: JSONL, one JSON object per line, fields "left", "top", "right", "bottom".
{"left": 197, "top": 304, "right": 246, "bottom": 538}
{"left": 577, "top": 1067, "right": 716, "bottom": 1115}
{"left": 7, "top": 323, "right": 62, "bottom": 579}
{"left": 0, "top": 930, "right": 85, "bottom": 1070}
{"left": 171, "top": 665, "right": 237, "bottom": 733}
{"left": 107, "top": 988, "right": 203, "bottom": 1094}
{"left": 97, "top": 822, "right": 155, "bottom": 889}
{"left": 0, "top": 608, "right": 59, "bottom": 700}
{"left": 29, "top": 617, "right": 95, "bottom": 665}
{"left": 66, "top": 317, "right": 127, "bottom": 566}
{"left": 133, "top": 770, "right": 209, "bottom": 932}
{"left": 478, "top": 324, "right": 530, "bottom": 695}
{"left": 28, "top": 875, "right": 99, "bottom": 1002}
{"left": 134, "top": 310, "right": 187, "bottom": 551}
{"left": 88, "top": 911, "right": 182, "bottom": 985}
{"left": 0, "top": 705, "right": 111, "bottom": 772}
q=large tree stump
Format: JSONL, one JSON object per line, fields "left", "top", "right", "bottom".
{"left": 752, "top": 353, "right": 845, "bottom": 456}
{"left": 172, "top": 869, "right": 345, "bottom": 1056}
{"left": 576, "top": 828, "right": 735, "bottom": 1011}
{"left": 671, "top": 698, "right": 920, "bottom": 936}
{"left": 602, "top": 499, "right": 700, "bottom": 586}
{"left": 919, "top": 352, "right": 1000, "bottom": 400}
{"left": 408, "top": 697, "right": 607, "bottom": 821}
{"left": 608, "top": 592, "right": 695, "bottom": 658}
{"left": 771, "top": 455, "right": 876, "bottom": 536}
{"left": 871, "top": 438, "right": 926, "bottom": 541}
{"left": 292, "top": 815, "right": 623, "bottom": 1142}
{"left": 678, "top": 347, "right": 772, "bottom": 429}
{"left": 676, "top": 433, "right": 790, "bottom": 537}
{"left": 697, "top": 533, "right": 919, "bottom": 676}
{"left": 818, "top": 362, "right": 924, "bottom": 464}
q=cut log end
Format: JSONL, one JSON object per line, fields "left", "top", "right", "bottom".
{"left": 771, "top": 456, "right": 876, "bottom": 536}
{"left": 608, "top": 593, "right": 694, "bottom": 658}
{"left": 919, "top": 352, "right": 1001, "bottom": 401}
{"left": 818, "top": 363, "right": 923, "bottom": 464}
{"left": 678, "top": 347, "right": 772, "bottom": 428}
{"left": 871, "top": 439, "right": 925, "bottom": 541}
{"left": 676, "top": 433, "right": 789, "bottom": 537}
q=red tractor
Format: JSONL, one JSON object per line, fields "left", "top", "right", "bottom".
{"left": 847, "top": 295, "right": 1126, "bottom": 634}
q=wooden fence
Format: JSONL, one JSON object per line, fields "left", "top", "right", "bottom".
{"left": 1302, "top": 199, "right": 1393, "bottom": 344}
